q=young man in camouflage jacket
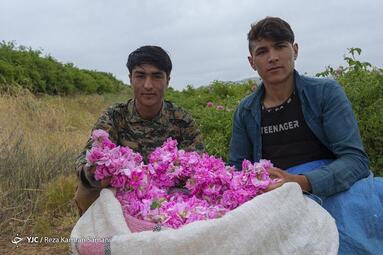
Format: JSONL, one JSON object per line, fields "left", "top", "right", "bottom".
{"left": 74, "top": 46, "right": 204, "bottom": 215}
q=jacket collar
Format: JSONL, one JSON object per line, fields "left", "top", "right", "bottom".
{"left": 243, "top": 70, "right": 304, "bottom": 111}
{"left": 128, "top": 99, "right": 166, "bottom": 124}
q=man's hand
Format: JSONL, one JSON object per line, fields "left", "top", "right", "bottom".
{"left": 265, "top": 167, "right": 312, "bottom": 193}
{"left": 85, "top": 164, "right": 111, "bottom": 188}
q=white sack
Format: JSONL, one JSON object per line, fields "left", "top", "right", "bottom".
{"left": 71, "top": 182, "right": 338, "bottom": 255}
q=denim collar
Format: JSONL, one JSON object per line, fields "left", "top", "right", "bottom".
{"left": 243, "top": 70, "right": 305, "bottom": 122}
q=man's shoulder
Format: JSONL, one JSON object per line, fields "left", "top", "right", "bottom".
{"left": 164, "top": 100, "right": 194, "bottom": 121}
{"left": 298, "top": 73, "right": 340, "bottom": 91}
{"left": 103, "top": 100, "right": 131, "bottom": 115}
{"left": 296, "top": 73, "right": 345, "bottom": 108}
{"left": 237, "top": 92, "right": 258, "bottom": 112}
{"left": 97, "top": 100, "right": 132, "bottom": 127}
{"left": 164, "top": 100, "right": 185, "bottom": 112}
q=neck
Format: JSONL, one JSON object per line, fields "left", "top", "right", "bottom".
{"left": 135, "top": 100, "right": 163, "bottom": 120}
{"left": 263, "top": 75, "right": 295, "bottom": 108}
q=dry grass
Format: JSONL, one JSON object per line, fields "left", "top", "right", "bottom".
{"left": 0, "top": 89, "right": 131, "bottom": 253}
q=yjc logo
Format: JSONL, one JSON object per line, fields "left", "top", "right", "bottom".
{"left": 11, "top": 234, "right": 23, "bottom": 247}
{"left": 26, "top": 236, "right": 40, "bottom": 243}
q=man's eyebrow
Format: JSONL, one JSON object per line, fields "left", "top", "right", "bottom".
{"left": 274, "top": 41, "right": 288, "bottom": 45}
{"left": 151, "top": 71, "right": 164, "bottom": 75}
{"left": 255, "top": 46, "right": 267, "bottom": 52}
{"left": 133, "top": 70, "right": 164, "bottom": 75}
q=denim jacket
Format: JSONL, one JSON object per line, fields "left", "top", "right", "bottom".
{"left": 229, "top": 71, "right": 370, "bottom": 197}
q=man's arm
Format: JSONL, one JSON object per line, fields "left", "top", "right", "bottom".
{"left": 229, "top": 104, "right": 254, "bottom": 170}
{"left": 302, "top": 81, "right": 370, "bottom": 197}
{"left": 229, "top": 106, "right": 253, "bottom": 170}
{"left": 74, "top": 104, "right": 126, "bottom": 215}
{"left": 75, "top": 107, "right": 119, "bottom": 188}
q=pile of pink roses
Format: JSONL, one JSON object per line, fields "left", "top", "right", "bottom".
{"left": 86, "top": 129, "right": 275, "bottom": 229}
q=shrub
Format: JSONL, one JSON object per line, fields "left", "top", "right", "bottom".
{"left": 166, "top": 80, "right": 254, "bottom": 161}
{"left": 317, "top": 48, "right": 383, "bottom": 176}
{"left": 0, "top": 41, "right": 126, "bottom": 95}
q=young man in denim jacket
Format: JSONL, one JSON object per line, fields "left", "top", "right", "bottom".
{"left": 229, "top": 16, "right": 369, "bottom": 196}
{"left": 229, "top": 17, "right": 382, "bottom": 254}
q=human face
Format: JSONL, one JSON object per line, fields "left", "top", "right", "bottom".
{"left": 129, "top": 64, "right": 169, "bottom": 111}
{"left": 248, "top": 38, "right": 298, "bottom": 86}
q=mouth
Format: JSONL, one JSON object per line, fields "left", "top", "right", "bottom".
{"left": 142, "top": 93, "right": 156, "bottom": 96}
{"left": 267, "top": 66, "right": 283, "bottom": 72}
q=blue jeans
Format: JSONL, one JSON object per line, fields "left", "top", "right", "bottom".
{"left": 287, "top": 160, "right": 383, "bottom": 255}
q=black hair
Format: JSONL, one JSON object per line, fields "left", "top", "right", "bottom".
{"left": 126, "top": 45, "right": 172, "bottom": 77}
{"left": 248, "top": 17, "right": 295, "bottom": 52}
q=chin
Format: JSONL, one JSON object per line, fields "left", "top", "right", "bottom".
{"left": 142, "top": 100, "right": 159, "bottom": 107}
{"left": 267, "top": 74, "right": 290, "bottom": 84}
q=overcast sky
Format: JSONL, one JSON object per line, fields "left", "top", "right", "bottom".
{"left": 1, "top": 0, "right": 382, "bottom": 90}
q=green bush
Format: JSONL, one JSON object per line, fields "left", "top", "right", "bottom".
{"left": 318, "top": 48, "right": 383, "bottom": 176}
{"left": 0, "top": 41, "right": 126, "bottom": 95}
{"left": 166, "top": 81, "right": 255, "bottom": 161}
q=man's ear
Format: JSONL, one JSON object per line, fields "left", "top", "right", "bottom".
{"left": 293, "top": 43, "right": 299, "bottom": 60}
{"left": 129, "top": 74, "right": 132, "bottom": 84}
{"left": 166, "top": 76, "right": 170, "bottom": 88}
{"left": 248, "top": 56, "right": 256, "bottom": 71}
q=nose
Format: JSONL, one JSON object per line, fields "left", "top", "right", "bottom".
{"left": 143, "top": 77, "right": 153, "bottom": 90}
{"left": 268, "top": 49, "right": 279, "bottom": 63}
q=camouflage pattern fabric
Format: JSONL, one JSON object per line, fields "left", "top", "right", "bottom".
{"left": 75, "top": 99, "right": 205, "bottom": 188}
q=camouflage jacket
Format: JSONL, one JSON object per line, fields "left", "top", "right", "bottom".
{"left": 75, "top": 99, "right": 205, "bottom": 188}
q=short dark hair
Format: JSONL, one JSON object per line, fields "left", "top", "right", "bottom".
{"left": 126, "top": 46, "right": 172, "bottom": 77}
{"left": 247, "top": 17, "right": 295, "bottom": 52}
